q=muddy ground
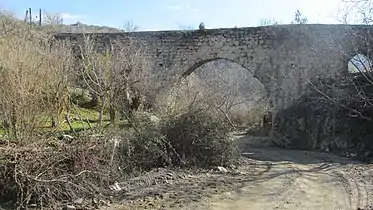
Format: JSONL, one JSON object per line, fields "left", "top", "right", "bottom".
{"left": 103, "top": 135, "right": 373, "bottom": 210}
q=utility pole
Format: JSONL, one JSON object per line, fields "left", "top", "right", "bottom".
{"left": 29, "top": 8, "right": 32, "bottom": 24}
{"left": 39, "top": 8, "right": 42, "bottom": 26}
{"left": 24, "top": 9, "right": 28, "bottom": 22}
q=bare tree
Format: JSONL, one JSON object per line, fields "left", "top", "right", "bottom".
{"left": 108, "top": 39, "right": 152, "bottom": 122}
{"left": 291, "top": 9, "right": 308, "bottom": 24}
{"left": 78, "top": 36, "right": 151, "bottom": 130}
{"left": 123, "top": 21, "right": 139, "bottom": 32}
{"left": 42, "top": 10, "right": 64, "bottom": 25}
{"left": 260, "top": 19, "right": 279, "bottom": 26}
{"left": 158, "top": 60, "right": 269, "bottom": 129}
{"left": 339, "top": 0, "right": 373, "bottom": 24}
{"left": 312, "top": 0, "right": 373, "bottom": 118}
{"left": 0, "top": 14, "right": 74, "bottom": 139}
{"left": 288, "top": 2, "right": 373, "bottom": 153}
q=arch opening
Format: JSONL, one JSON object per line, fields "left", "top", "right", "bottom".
{"left": 168, "top": 58, "right": 272, "bottom": 133}
{"left": 348, "top": 53, "right": 372, "bottom": 73}
{"left": 182, "top": 58, "right": 256, "bottom": 78}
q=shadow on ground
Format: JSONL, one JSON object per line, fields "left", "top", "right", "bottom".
{"left": 234, "top": 134, "right": 362, "bottom": 165}
{"left": 109, "top": 134, "right": 362, "bottom": 209}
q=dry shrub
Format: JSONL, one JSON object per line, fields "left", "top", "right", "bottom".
{"left": 0, "top": 11, "right": 239, "bottom": 209}
{"left": 162, "top": 108, "right": 239, "bottom": 167}
{"left": 118, "top": 106, "right": 238, "bottom": 171}
{"left": 77, "top": 35, "right": 152, "bottom": 128}
{"left": 305, "top": 74, "right": 373, "bottom": 152}
{"left": 155, "top": 72, "right": 270, "bottom": 130}
{"left": 0, "top": 12, "right": 74, "bottom": 138}
{"left": 154, "top": 77, "right": 204, "bottom": 116}
{"left": 0, "top": 14, "right": 120, "bottom": 209}
{"left": 118, "top": 115, "right": 171, "bottom": 172}
{"left": 147, "top": 77, "right": 240, "bottom": 168}
{"left": 0, "top": 137, "right": 118, "bottom": 209}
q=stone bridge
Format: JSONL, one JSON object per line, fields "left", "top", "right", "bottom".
{"left": 55, "top": 24, "right": 373, "bottom": 119}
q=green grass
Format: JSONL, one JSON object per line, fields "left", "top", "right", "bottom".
{"left": 51, "top": 107, "right": 112, "bottom": 133}
{"left": 0, "top": 107, "right": 114, "bottom": 137}
{"left": 74, "top": 107, "right": 102, "bottom": 121}
{"left": 0, "top": 128, "right": 5, "bottom": 136}
{"left": 0, "top": 105, "right": 138, "bottom": 137}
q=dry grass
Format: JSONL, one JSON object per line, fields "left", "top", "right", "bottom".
{"left": 0, "top": 136, "right": 118, "bottom": 209}
{"left": 0, "top": 12, "right": 241, "bottom": 209}
{"left": 155, "top": 73, "right": 269, "bottom": 130}
{"left": 0, "top": 13, "right": 121, "bottom": 209}
{"left": 77, "top": 34, "right": 153, "bottom": 130}
{"left": 0, "top": 12, "right": 75, "bottom": 139}
{"left": 117, "top": 108, "right": 239, "bottom": 173}
{"left": 0, "top": 13, "right": 117, "bottom": 209}
{"left": 161, "top": 108, "right": 239, "bottom": 167}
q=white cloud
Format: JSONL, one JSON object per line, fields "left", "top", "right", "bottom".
{"left": 168, "top": 2, "right": 198, "bottom": 12}
{"left": 60, "top": 13, "right": 87, "bottom": 20}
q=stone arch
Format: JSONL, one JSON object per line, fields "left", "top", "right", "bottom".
{"left": 348, "top": 53, "right": 372, "bottom": 73}
{"left": 182, "top": 58, "right": 256, "bottom": 78}
{"left": 179, "top": 57, "right": 274, "bottom": 131}
{"left": 181, "top": 57, "right": 272, "bottom": 108}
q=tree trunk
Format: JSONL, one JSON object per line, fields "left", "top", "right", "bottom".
{"left": 124, "top": 84, "right": 134, "bottom": 119}
{"left": 65, "top": 95, "right": 76, "bottom": 134}
{"left": 130, "top": 94, "right": 142, "bottom": 111}
{"left": 98, "top": 94, "right": 107, "bottom": 132}
{"left": 51, "top": 116, "right": 57, "bottom": 128}
{"left": 109, "top": 104, "right": 116, "bottom": 124}
{"left": 10, "top": 103, "right": 17, "bottom": 139}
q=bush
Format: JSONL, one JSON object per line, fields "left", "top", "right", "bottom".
{"left": 0, "top": 12, "right": 120, "bottom": 209}
{"left": 117, "top": 108, "right": 239, "bottom": 172}
{"left": 118, "top": 113, "right": 171, "bottom": 172}
{"left": 0, "top": 136, "right": 118, "bottom": 209}
{"left": 0, "top": 11, "right": 241, "bottom": 209}
{"left": 0, "top": 12, "right": 75, "bottom": 139}
{"left": 162, "top": 109, "right": 239, "bottom": 167}
{"left": 68, "top": 87, "right": 95, "bottom": 108}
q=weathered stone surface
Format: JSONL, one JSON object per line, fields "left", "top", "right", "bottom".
{"left": 274, "top": 73, "right": 373, "bottom": 152}
{"left": 54, "top": 24, "right": 373, "bottom": 148}
{"left": 54, "top": 24, "right": 373, "bottom": 114}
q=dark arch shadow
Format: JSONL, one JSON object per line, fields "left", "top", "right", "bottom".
{"left": 181, "top": 58, "right": 256, "bottom": 78}
{"left": 177, "top": 57, "right": 274, "bottom": 133}
{"left": 180, "top": 57, "right": 272, "bottom": 109}
{"left": 347, "top": 53, "right": 372, "bottom": 74}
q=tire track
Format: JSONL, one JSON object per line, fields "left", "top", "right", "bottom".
{"left": 107, "top": 135, "right": 373, "bottom": 210}
{"left": 334, "top": 168, "right": 371, "bottom": 210}
{"left": 203, "top": 142, "right": 370, "bottom": 210}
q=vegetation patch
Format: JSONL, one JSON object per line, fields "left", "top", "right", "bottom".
{"left": 118, "top": 108, "right": 239, "bottom": 172}
{"left": 161, "top": 109, "right": 239, "bottom": 167}
{"left": 0, "top": 11, "right": 247, "bottom": 209}
{"left": 0, "top": 136, "right": 118, "bottom": 209}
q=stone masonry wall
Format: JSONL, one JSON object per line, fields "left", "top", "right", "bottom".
{"left": 54, "top": 24, "right": 373, "bottom": 146}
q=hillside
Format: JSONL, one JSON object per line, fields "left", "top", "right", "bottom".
{"left": 55, "top": 21, "right": 124, "bottom": 33}
{"left": 0, "top": 12, "right": 124, "bottom": 33}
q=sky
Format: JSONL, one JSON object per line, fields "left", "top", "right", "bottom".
{"left": 1, "top": 0, "right": 347, "bottom": 31}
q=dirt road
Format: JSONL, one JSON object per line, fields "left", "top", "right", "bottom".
{"left": 107, "top": 135, "right": 373, "bottom": 210}
{"left": 198, "top": 135, "right": 373, "bottom": 210}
